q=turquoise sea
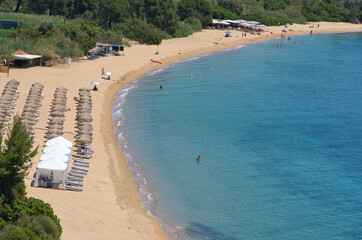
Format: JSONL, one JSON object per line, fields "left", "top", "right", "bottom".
{"left": 112, "top": 32, "right": 362, "bottom": 240}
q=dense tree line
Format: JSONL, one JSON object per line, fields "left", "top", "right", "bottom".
{"left": 1, "top": 0, "right": 360, "bottom": 27}
{"left": 0, "top": 0, "right": 361, "bottom": 47}
{"left": 0, "top": 116, "right": 62, "bottom": 239}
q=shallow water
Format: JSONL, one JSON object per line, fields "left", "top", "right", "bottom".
{"left": 113, "top": 32, "right": 362, "bottom": 240}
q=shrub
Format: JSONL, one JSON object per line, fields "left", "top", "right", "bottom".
{"left": 38, "top": 21, "right": 54, "bottom": 35}
{"left": 0, "top": 225, "right": 37, "bottom": 240}
{"left": 213, "top": 7, "right": 239, "bottom": 20}
{"left": 242, "top": 12, "right": 292, "bottom": 26}
{"left": 33, "top": 215, "right": 60, "bottom": 239}
{"left": 173, "top": 22, "right": 193, "bottom": 38}
{"left": 184, "top": 17, "right": 202, "bottom": 32}
{"left": 116, "top": 20, "right": 164, "bottom": 45}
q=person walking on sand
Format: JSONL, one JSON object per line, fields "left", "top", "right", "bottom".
{"left": 102, "top": 67, "right": 104, "bottom": 74}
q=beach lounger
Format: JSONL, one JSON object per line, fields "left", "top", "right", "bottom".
{"left": 67, "top": 176, "right": 83, "bottom": 182}
{"left": 69, "top": 170, "right": 87, "bottom": 176}
{"left": 66, "top": 180, "right": 83, "bottom": 187}
{"left": 73, "top": 153, "right": 92, "bottom": 159}
{"left": 65, "top": 185, "right": 82, "bottom": 192}
{"left": 74, "top": 159, "right": 90, "bottom": 164}
{"left": 73, "top": 163, "right": 90, "bottom": 168}
{"left": 75, "top": 143, "right": 91, "bottom": 148}
{"left": 73, "top": 162, "right": 90, "bottom": 168}
{"left": 68, "top": 172, "right": 85, "bottom": 179}
{"left": 72, "top": 166, "right": 89, "bottom": 172}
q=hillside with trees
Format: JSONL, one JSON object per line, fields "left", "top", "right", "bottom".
{"left": 0, "top": 0, "right": 361, "bottom": 56}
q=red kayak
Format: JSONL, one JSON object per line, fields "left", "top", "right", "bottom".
{"left": 151, "top": 59, "right": 162, "bottom": 64}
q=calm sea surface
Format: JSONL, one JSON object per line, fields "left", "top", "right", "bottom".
{"left": 113, "top": 32, "right": 362, "bottom": 240}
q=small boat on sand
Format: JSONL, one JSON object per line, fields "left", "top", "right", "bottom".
{"left": 151, "top": 59, "right": 162, "bottom": 64}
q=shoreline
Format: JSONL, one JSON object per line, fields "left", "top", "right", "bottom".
{"left": 1, "top": 22, "right": 361, "bottom": 240}
{"left": 104, "top": 23, "right": 362, "bottom": 240}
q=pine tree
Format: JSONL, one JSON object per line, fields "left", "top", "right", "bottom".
{"left": 0, "top": 115, "right": 38, "bottom": 203}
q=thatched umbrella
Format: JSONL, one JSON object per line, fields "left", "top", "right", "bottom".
{"left": 45, "top": 133, "right": 61, "bottom": 140}
{"left": 78, "top": 102, "right": 92, "bottom": 108}
{"left": 76, "top": 122, "right": 92, "bottom": 128}
{"left": 47, "top": 117, "right": 65, "bottom": 123}
{"left": 22, "top": 119, "right": 37, "bottom": 126}
{"left": 23, "top": 108, "right": 38, "bottom": 114}
{"left": 76, "top": 127, "right": 93, "bottom": 133}
{"left": 76, "top": 130, "right": 93, "bottom": 135}
{"left": 21, "top": 113, "right": 37, "bottom": 120}
{"left": 47, "top": 125, "right": 64, "bottom": 131}
{"left": 53, "top": 96, "right": 67, "bottom": 101}
{"left": 75, "top": 135, "right": 92, "bottom": 144}
{"left": 50, "top": 110, "right": 65, "bottom": 117}
{"left": 55, "top": 86, "right": 67, "bottom": 91}
{"left": 46, "top": 129, "right": 64, "bottom": 135}
{"left": 76, "top": 114, "right": 93, "bottom": 122}
{"left": 79, "top": 87, "right": 90, "bottom": 92}
{"left": 51, "top": 105, "right": 66, "bottom": 111}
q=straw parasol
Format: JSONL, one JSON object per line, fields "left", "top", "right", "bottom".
{"left": 75, "top": 135, "right": 92, "bottom": 144}
{"left": 50, "top": 110, "right": 65, "bottom": 117}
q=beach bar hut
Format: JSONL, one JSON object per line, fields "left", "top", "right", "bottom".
{"left": 12, "top": 50, "right": 42, "bottom": 68}
{"left": 95, "top": 42, "right": 124, "bottom": 56}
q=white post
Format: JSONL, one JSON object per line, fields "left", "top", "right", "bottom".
{"left": 34, "top": 169, "right": 40, "bottom": 187}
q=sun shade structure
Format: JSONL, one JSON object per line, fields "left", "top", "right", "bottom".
{"left": 34, "top": 137, "right": 73, "bottom": 189}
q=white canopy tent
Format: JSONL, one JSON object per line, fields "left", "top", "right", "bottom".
{"left": 43, "top": 144, "right": 72, "bottom": 155}
{"left": 34, "top": 157, "right": 68, "bottom": 189}
{"left": 46, "top": 136, "right": 72, "bottom": 148}
{"left": 34, "top": 137, "right": 73, "bottom": 189}
{"left": 40, "top": 150, "right": 71, "bottom": 165}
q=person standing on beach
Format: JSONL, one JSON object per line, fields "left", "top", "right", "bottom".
{"left": 102, "top": 67, "right": 104, "bottom": 74}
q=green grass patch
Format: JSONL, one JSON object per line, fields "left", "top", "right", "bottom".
{"left": 0, "top": 12, "right": 83, "bottom": 29}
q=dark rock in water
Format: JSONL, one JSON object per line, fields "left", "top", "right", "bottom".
{"left": 184, "top": 222, "right": 240, "bottom": 240}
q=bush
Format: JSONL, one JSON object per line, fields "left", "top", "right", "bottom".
{"left": 213, "top": 7, "right": 239, "bottom": 20}
{"left": 173, "top": 22, "right": 193, "bottom": 38}
{"left": 242, "top": 12, "right": 292, "bottom": 26}
{"left": 0, "top": 198, "right": 62, "bottom": 240}
{"left": 116, "top": 20, "right": 164, "bottom": 45}
{"left": 0, "top": 225, "right": 37, "bottom": 240}
{"left": 291, "top": 17, "right": 307, "bottom": 24}
{"left": 33, "top": 215, "right": 60, "bottom": 239}
{"left": 184, "top": 17, "right": 202, "bottom": 32}
{"left": 38, "top": 21, "right": 54, "bottom": 35}
{"left": 0, "top": 218, "right": 5, "bottom": 231}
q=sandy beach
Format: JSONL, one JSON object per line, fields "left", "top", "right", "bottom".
{"left": 0, "top": 22, "right": 361, "bottom": 240}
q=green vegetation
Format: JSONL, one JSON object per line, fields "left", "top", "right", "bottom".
{"left": 0, "top": 0, "right": 360, "bottom": 53}
{"left": 0, "top": 116, "right": 62, "bottom": 239}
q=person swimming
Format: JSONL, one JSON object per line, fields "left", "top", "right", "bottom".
{"left": 196, "top": 155, "right": 201, "bottom": 163}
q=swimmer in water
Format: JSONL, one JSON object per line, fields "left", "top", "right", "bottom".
{"left": 160, "top": 85, "right": 163, "bottom": 89}
{"left": 196, "top": 155, "right": 201, "bottom": 163}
